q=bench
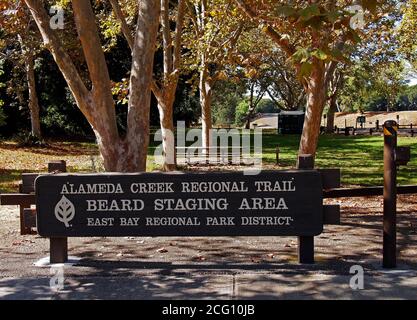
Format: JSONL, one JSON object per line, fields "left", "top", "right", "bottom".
{"left": 176, "top": 146, "right": 257, "bottom": 166}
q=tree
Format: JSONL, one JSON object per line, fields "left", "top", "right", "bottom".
{"left": 339, "top": 60, "right": 409, "bottom": 112}
{"left": 242, "top": 78, "right": 266, "bottom": 129}
{"left": 24, "top": 0, "right": 160, "bottom": 171}
{"left": 234, "top": 99, "right": 249, "bottom": 127}
{"left": 398, "top": 0, "right": 417, "bottom": 71}
{"left": 151, "top": 0, "right": 185, "bottom": 171}
{"left": 325, "top": 67, "right": 343, "bottom": 132}
{"left": 1, "top": 0, "right": 42, "bottom": 138}
{"left": 234, "top": 0, "right": 392, "bottom": 160}
{"left": 106, "top": 0, "right": 186, "bottom": 171}
{"left": 184, "top": 0, "right": 244, "bottom": 152}
{"left": 237, "top": 28, "right": 305, "bottom": 114}
{"left": 211, "top": 78, "right": 246, "bottom": 126}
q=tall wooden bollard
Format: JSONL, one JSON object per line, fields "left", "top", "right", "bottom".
{"left": 297, "top": 154, "right": 315, "bottom": 264}
{"left": 383, "top": 121, "right": 397, "bottom": 268}
{"left": 48, "top": 160, "right": 68, "bottom": 264}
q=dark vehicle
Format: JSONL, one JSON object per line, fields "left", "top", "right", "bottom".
{"left": 278, "top": 111, "right": 305, "bottom": 134}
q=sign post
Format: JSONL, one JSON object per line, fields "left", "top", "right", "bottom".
{"left": 297, "top": 155, "right": 315, "bottom": 264}
{"left": 48, "top": 161, "right": 68, "bottom": 264}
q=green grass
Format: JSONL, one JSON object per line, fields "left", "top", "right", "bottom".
{"left": 1, "top": 132, "right": 416, "bottom": 192}
{"left": 261, "top": 133, "right": 417, "bottom": 186}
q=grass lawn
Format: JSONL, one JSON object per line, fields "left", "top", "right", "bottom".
{"left": 1, "top": 132, "right": 416, "bottom": 192}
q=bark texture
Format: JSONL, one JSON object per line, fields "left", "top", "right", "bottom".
{"left": 298, "top": 61, "right": 327, "bottom": 158}
{"left": 25, "top": 0, "right": 160, "bottom": 172}
{"left": 25, "top": 54, "right": 41, "bottom": 138}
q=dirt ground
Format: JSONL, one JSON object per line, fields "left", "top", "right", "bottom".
{"left": 1, "top": 195, "right": 416, "bottom": 274}
{"left": 0, "top": 195, "right": 416, "bottom": 299}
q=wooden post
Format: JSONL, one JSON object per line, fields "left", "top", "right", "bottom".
{"left": 20, "top": 201, "right": 33, "bottom": 235}
{"left": 297, "top": 154, "right": 315, "bottom": 264}
{"left": 50, "top": 237, "right": 68, "bottom": 263}
{"left": 383, "top": 121, "right": 397, "bottom": 268}
{"left": 48, "top": 160, "right": 68, "bottom": 263}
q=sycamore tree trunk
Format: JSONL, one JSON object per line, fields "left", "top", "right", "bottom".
{"left": 151, "top": 0, "right": 184, "bottom": 171}
{"left": 298, "top": 63, "right": 327, "bottom": 160}
{"left": 123, "top": 1, "right": 160, "bottom": 172}
{"left": 25, "top": 54, "right": 41, "bottom": 138}
{"left": 25, "top": 0, "right": 160, "bottom": 172}
{"left": 157, "top": 101, "right": 176, "bottom": 171}
{"left": 326, "top": 94, "right": 337, "bottom": 133}
{"left": 200, "top": 69, "right": 213, "bottom": 152}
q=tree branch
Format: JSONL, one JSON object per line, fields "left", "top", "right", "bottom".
{"left": 161, "top": 0, "right": 173, "bottom": 78}
{"left": 72, "top": 0, "right": 114, "bottom": 110}
{"left": 109, "top": 0, "right": 134, "bottom": 51}
{"left": 23, "top": 0, "right": 92, "bottom": 119}
{"left": 184, "top": 0, "right": 200, "bottom": 37}
{"left": 173, "top": 0, "right": 185, "bottom": 73}
{"left": 151, "top": 80, "right": 164, "bottom": 104}
{"left": 234, "top": 0, "right": 295, "bottom": 56}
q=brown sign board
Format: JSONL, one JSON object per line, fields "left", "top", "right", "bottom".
{"left": 35, "top": 171, "right": 323, "bottom": 237}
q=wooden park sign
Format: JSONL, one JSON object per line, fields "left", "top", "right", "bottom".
{"left": 36, "top": 171, "right": 324, "bottom": 238}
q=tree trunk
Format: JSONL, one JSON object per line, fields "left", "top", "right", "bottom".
{"left": 24, "top": 0, "right": 160, "bottom": 173}
{"left": 25, "top": 54, "right": 41, "bottom": 138}
{"left": 298, "top": 64, "right": 327, "bottom": 159}
{"left": 200, "top": 69, "right": 212, "bottom": 152}
{"left": 244, "top": 103, "right": 256, "bottom": 129}
{"left": 157, "top": 101, "right": 176, "bottom": 171}
{"left": 124, "top": 0, "right": 160, "bottom": 172}
{"left": 150, "top": 0, "right": 184, "bottom": 171}
{"left": 326, "top": 94, "right": 337, "bottom": 133}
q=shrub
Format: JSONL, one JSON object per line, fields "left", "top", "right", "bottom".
{"left": 15, "top": 132, "right": 48, "bottom": 147}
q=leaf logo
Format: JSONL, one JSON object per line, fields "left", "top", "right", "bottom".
{"left": 54, "top": 195, "right": 75, "bottom": 227}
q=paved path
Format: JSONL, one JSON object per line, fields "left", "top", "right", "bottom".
{"left": 1, "top": 200, "right": 416, "bottom": 300}
{"left": 1, "top": 261, "right": 417, "bottom": 299}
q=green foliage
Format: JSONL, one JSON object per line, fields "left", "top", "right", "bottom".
{"left": 212, "top": 80, "right": 246, "bottom": 125}
{"left": 173, "top": 82, "right": 201, "bottom": 127}
{"left": 256, "top": 99, "right": 280, "bottom": 113}
{"left": 339, "top": 60, "right": 413, "bottom": 112}
{"left": 398, "top": 0, "right": 417, "bottom": 70}
{"left": 15, "top": 132, "right": 48, "bottom": 147}
{"left": 234, "top": 99, "right": 249, "bottom": 127}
